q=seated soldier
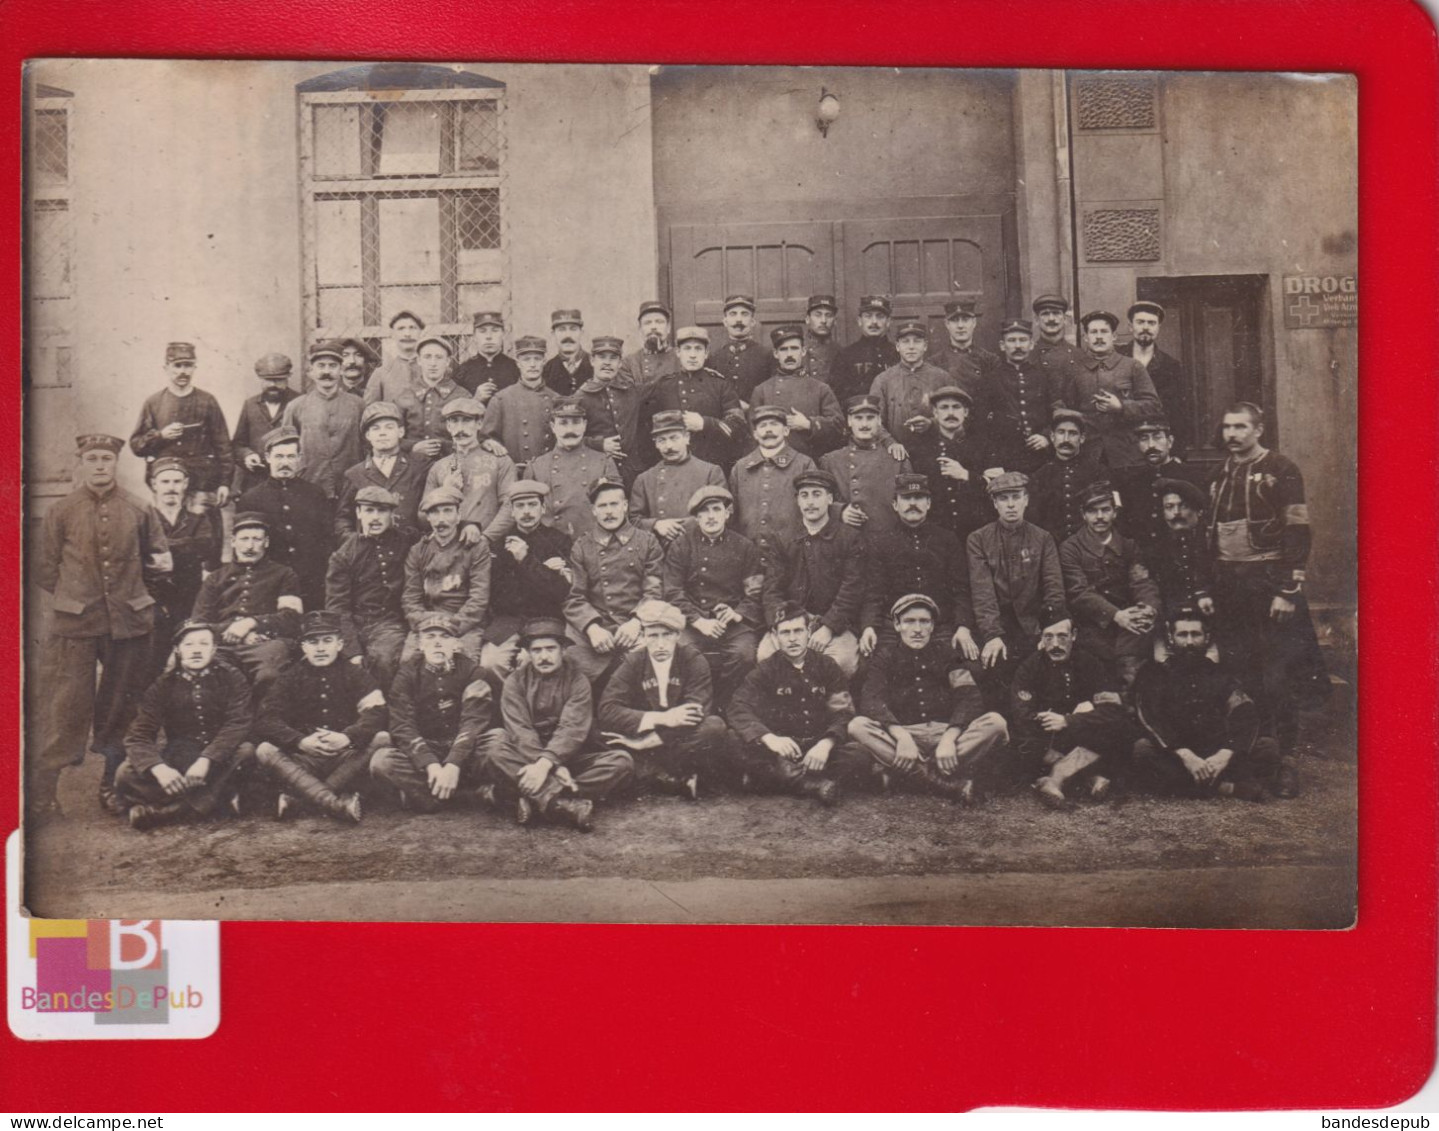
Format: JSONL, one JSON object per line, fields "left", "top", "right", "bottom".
{"left": 1059, "top": 481, "right": 1160, "bottom": 689}
{"left": 726, "top": 602, "right": 868, "bottom": 807}
{"left": 563, "top": 477, "right": 665, "bottom": 684}
{"left": 758, "top": 468, "right": 865, "bottom": 677}
{"left": 252, "top": 610, "right": 386, "bottom": 824}
{"left": 402, "top": 485, "right": 491, "bottom": 663}
{"left": 190, "top": 511, "right": 302, "bottom": 693}
{"left": 335, "top": 400, "right": 430, "bottom": 542}
{"left": 728, "top": 404, "right": 818, "bottom": 562}
{"left": 597, "top": 599, "right": 732, "bottom": 801}
{"left": 115, "top": 620, "right": 253, "bottom": 830}
{"left": 485, "top": 618, "right": 635, "bottom": 832}
{"left": 369, "top": 612, "right": 503, "bottom": 813}
{"left": 1010, "top": 618, "right": 1133, "bottom": 810}
{"left": 627, "top": 410, "right": 725, "bottom": 545}
{"left": 1150, "top": 477, "right": 1215, "bottom": 621}
{"left": 1027, "top": 408, "right": 1105, "bottom": 543}
{"left": 529, "top": 398, "right": 621, "bottom": 540}
{"left": 422, "top": 396, "right": 518, "bottom": 544}
{"left": 662, "top": 484, "right": 766, "bottom": 700}
{"left": 1131, "top": 608, "right": 1277, "bottom": 802}
{"left": 485, "top": 479, "right": 574, "bottom": 674}
{"left": 848, "top": 594, "right": 1009, "bottom": 804}
{"left": 235, "top": 425, "right": 336, "bottom": 613}
{"left": 325, "top": 485, "right": 416, "bottom": 690}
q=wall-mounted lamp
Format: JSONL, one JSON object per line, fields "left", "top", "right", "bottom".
{"left": 816, "top": 88, "right": 841, "bottom": 137}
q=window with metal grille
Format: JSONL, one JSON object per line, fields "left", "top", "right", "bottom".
{"left": 297, "top": 64, "right": 508, "bottom": 363}
{"left": 26, "top": 84, "right": 74, "bottom": 392}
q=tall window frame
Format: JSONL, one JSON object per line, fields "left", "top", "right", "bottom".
{"left": 26, "top": 82, "right": 74, "bottom": 395}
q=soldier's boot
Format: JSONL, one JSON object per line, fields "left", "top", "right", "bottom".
{"left": 547, "top": 795, "right": 595, "bottom": 832}
{"left": 1275, "top": 754, "right": 1302, "bottom": 800}
{"left": 128, "top": 801, "right": 190, "bottom": 831}
{"left": 264, "top": 755, "right": 361, "bottom": 823}
{"left": 917, "top": 764, "right": 973, "bottom": 805}
{"left": 798, "top": 777, "right": 840, "bottom": 808}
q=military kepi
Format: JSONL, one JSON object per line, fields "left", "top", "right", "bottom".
{"left": 77, "top": 433, "right": 124, "bottom": 455}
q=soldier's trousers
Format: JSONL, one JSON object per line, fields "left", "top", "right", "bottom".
{"left": 1014, "top": 703, "right": 1134, "bottom": 782}
{"left": 113, "top": 738, "right": 253, "bottom": 818}
{"left": 484, "top": 736, "right": 633, "bottom": 812}
{"left": 729, "top": 736, "right": 873, "bottom": 793}
{"left": 354, "top": 619, "right": 408, "bottom": 691}
{"left": 1130, "top": 735, "right": 1280, "bottom": 798}
{"left": 681, "top": 626, "right": 759, "bottom": 701}
{"left": 564, "top": 628, "right": 641, "bottom": 690}
{"left": 369, "top": 731, "right": 506, "bottom": 813}
{"left": 848, "top": 715, "right": 1010, "bottom": 784}
{"left": 254, "top": 739, "right": 375, "bottom": 814}
{"left": 221, "top": 638, "right": 293, "bottom": 695}
{"left": 624, "top": 715, "right": 733, "bottom": 785}
{"left": 33, "top": 632, "right": 153, "bottom": 805}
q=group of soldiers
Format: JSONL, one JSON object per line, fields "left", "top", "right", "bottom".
{"left": 31, "top": 290, "right": 1330, "bottom": 833}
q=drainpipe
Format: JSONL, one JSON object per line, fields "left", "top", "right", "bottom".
{"left": 1053, "top": 70, "right": 1079, "bottom": 331}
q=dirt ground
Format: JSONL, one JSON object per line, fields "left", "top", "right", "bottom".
{"left": 25, "top": 695, "right": 1357, "bottom": 928}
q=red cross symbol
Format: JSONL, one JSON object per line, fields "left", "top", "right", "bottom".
{"left": 1288, "top": 294, "right": 1324, "bottom": 326}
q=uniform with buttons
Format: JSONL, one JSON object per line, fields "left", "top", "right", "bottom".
{"left": 280, "top": 387, "right": 364, "bottom": 499}
{"left": 637, "top": 368, "right": 746, "bottom": 470}
{"left": 1009, "top": 645, "right": 1130, "bottom": 775}
{"left": 728, "top": 445, "right": 817, "bottom": 561}
{"left": 236, "top": 475, "right": 335, "bottom": 612}
{"left": 530, "top": 445, "right": 621, "bottom": 541}
{"left": 861, "top": 520, "right": 973, "bottom": 640}
{"left": 479, "top": 381, "right": 559, "bottom": 468}
{"left": 707, "top": 336, "right": 772, "bottom": 404}
{"left": 817, "top": 442, "right": 912, "bottom": 543}
{"left": 629, "top": 455, "right": 725, "bottom": 535}
{"left": 979, "top": 357, "right": 1063, "bottom": 475}
{"left": 326, "top": 524, "right": 417, "bottom": 689}
{"left": 1028, "top": 451, "right": 1107, "bottom": 542}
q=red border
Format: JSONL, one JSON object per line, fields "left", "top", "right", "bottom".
{"left": 2, "top": 0, "right": 1435, "bottom": 1112}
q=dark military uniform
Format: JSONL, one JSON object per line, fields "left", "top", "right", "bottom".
{"left": 862, "top": 520, "right": 972, "bottom": 642}
{"left": 637, "top": 369, "right": 746, "bottom": 469}
{"left": 1009, "top": 647, "right": 1131, "bottom": 779}
{"left": 1150, "top": 526, "right": 1215, "bottom": 618}
{"left": 453, "top": 351, "right": 521, "bottom": 398}
{"left": 979, "top": 358, "right": 1063, "bottom": 475}
{"left": 906, "top": 426, "right": 992, "bottom": 541}
{"left": 542, "top": 351, "right": 593, "bottom": 398}
{"left": 236, "top": 476, "right": 335, "bottom": 612}
{"left": 232, "top": 389, "right": 300, "bottom": 496}
{"left": 1120, "top": 343, "right": 1192, "bottom": 453}
{"left": 326, "top": 524, "right": 416, "bottom": 690}
{"left": 929, "top": 341, "right": 997, "bottom": 401}
{"left": 336, "top": 453, "right": 430, "bottom": 541}
{"left": 578, "top": 378, "right": 645, "bottom": 487}
{"left": 130, "top": 388, "right": 234, "bottom": 496}
{"left": 967, "top": 518, "right": 1068, "bottom": 704}
{"left": 707, "top": 336, "right": 772, "bottom": 404}
{"left": 391, "top": 375, "right": 465, "bottom": 459}
{"left": 488, "top": 522, "right": 574, "bottom": 646}
{"left": 1115, "top": 458, "right": 1208, "bottom": 556}
{"left": 147, "top": 505, "right": 222, "bottom": 678}
{"left": 1028, "top": 451, "right": 1107, "bottom": 543}
{"left": 663, "top": 523, "right": 767, "bottom": 696}
{"left": 1060, "top": 526, "right": 1161, "bottom": 681}
{"left": 831, "top": 336, "right": 899, "bottom": 405}
{"left": 191, "top": 556, "right": 302, "bottom": 689}
{"left": 1062, "top": 352, "right": 1162, "bottom": 469}
{"left": 770, "top": 517, "right": 867, "bottom": 645}
{"left": 747, "top": 371, "right": 845, "bottom": 458}
{"left": 802, "top": 330, "right": 841, "bottom": 385}
{"left": 817, "top": 442, "right": 912, "bottom": 543}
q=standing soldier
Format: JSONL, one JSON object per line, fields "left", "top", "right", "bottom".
{"left": 486, "top": 618, "right": 635, "bottom": 832}
{"left": 1027, "top": 408, "right": 1106, "bottom": 544}
{"left": 980, "top": 318, "right": 1062, "bottom": 475}
{"left": 529, "top": 399, "right": 621, "bottom": 540}
{"left": 928, "top": 299, "right": 997, "bottom": 400}
{"left": 727, "top": 602, "right": 867, "bottom": 806}
{"left": 338, "top": 338, "right": 379, "bottom": 398}
{"left": 1120, "top": 301, "right": 1192, "bottom": 453}
{"left": 728, "top": 405, "right": 818, "bottom": 562}
{"left": 542, "top": 308, "right": 592, "bottom": 397}
{"left": 598, "top": 599, "right": 732, "bottom": 800}
{"left": 402, "top": 486, "right": 491, "bottom": 663}
{"left": 232, "top": 352, "right": 300, "bottom": 497}
{"left": 335, "top": 401, "right": 430, "bottom": 541}
{"left": 144, "top": 457, "right": 221, "bottom": 680}
{"left": 637, "top": 325, "right": 747, "bottom": 470}
{"left": 486, "top": 480, "right": 574, "bottom": 673}
{"left": 749, "top": 325, "right": 844, "bottom": 458}
{"left": 1064, "top": 311, "right": 1162, "bottom": 469}
{"left": 707, "top": 294, "right": 772, "bottom": 404}
{"left": 905, "top": 385, "right": 991, "bottom": 542}
{"left": 1030, "top": 294, "right": 1086, "bottom": 386}
{"left": 801, "top": 294, "right": 841, "bottom": 384}
{"left": 129, "top": 341, "right": 234, "bottom": 515}
{"left": 235, "top": 426, "right": 335, "bottom": 614}
{"left": 618, "top": 300, "right": 681, "bottom": 392}
{"left": 1207, "top": 402, "right": 1327, "bottom": 798}
{"left": 115, "top": 621, "right": 252, "bottom": 830}
{"left": 190, "top": 512, "right": 302, "bottom": 692}
{"left": 848, "top": 594, "right": 1009, "bottom": 805}
{"left": 252, "top": 610, "right": 385, "bottom": 824}
{"left": 281, "top": 340, "right": 364, "bottom": 500}
{"left": 33, "top": 434, "right": 170, "bottom": 817}
{"left": 422, "top": 397, "right": 518, "bottom": 544}
{"left": 577, "top": 335, "right": 644, "bottom": 488}
{"left": 392, "top": 335, "right": 464, "bottom": 462}
{"left": 478, "top": 335, "right": 558, "bottom": 468}
{"left": 819, "top": 394, "right": 913, "bottom": 545}
{"left": 870, "top": 321, "right": 949, "bottom": 442}
{"left": 326, "top": 485, "right": 416, "bottom": 690}
{"left": 830, "top": 295, "right": 899, "bottom": 405}
{"left": 364, "top": 310, "right": 425, "bottom": 405}
{"left": 1115, "top": 416, "right": 1208, "bottom": 558}
{"left": 1150, "top": 478, "right": 1215, "bottom": 619}
{"left": 369, "top": 613, "right": 502, "bottom": 813}
{"left": 627, "top": 410, "right": 725, "bottom": 545}
{"left": 451, "top": 311, "right": 521, "bottom": 402}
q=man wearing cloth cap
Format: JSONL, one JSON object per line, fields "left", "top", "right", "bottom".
{"left": 402, "top": 485, "right": 492, "bottom": 664}
{"left": 369, "top": 613, "right": 503, "bottom": 813}
{"left": 728, "top": 404, "right": 819, "bottom": 561}
{"left": 281, "top": 341, "right": 365, "bottom": 499}
{"left": 831, "top": 295, "right": 900, "bottom": 405}
{"left": 598, "top": 599, "right": 733, "bottom": 800}
{"left": 252, "top": 610, "right": 385, "bottom": 824}
{"left": 1030, "top": 293, "right": 1086, "bottom": 380}
{"left": 801, "top": 294, "right": 841, "bottom": 384}
{"left": 1061, "top": 311, "right": 1162, "bottom": 468}
{"left": 662, "top": 485, "right": 767, "bottom": 699}
{"left": 726, "top": 601, "right": 867, "bottom": 806}
{"left": 365, "top": 311, "right": 426, "bottom": 405}
{"left": 191, "top": 511, "right": 302, "bottom": 692}
{"left": 452, "top": 311, "right": 521, "bottom": 401}
{"left": 421, "top": 396, "right": 518, "bottom": 544}
{"left": 235, "top": 426, "right": 336, "bottom": 613}
{"left": 1027, "top": 408, "right": 1106, "bottom": 543}
{"left": 1114, "top": 415, "right": 1208, "bottom": 557}
{"left": 618, "top": 300, "right": 681, "bottom": 392}
{"left": 144, "top": 457, "right": 222, "bottom": 682}
{"left": 129, "top": 341, "right": 234, "bottom": 514}
{"left": 929, "top": 299, "right": 998, "bottom": 399}
{"left": 563, "top": 478, "right": 665, "bottom": 684}
{"left": 627, "top": 410, "right": 726, "bottom": 543}
{"left": 528, "top": 399, "right": 621, "bottom": 540}
{"left": 335, "top": 400, "right": 430, "bottom": 541}
{"left": 870, "top": 320, "right": 950, "bottom": 442}
{"left": 1149, "top": 478, "right": 1215, "bottom": 620}
{"left": 478, "top": 335, "right": 559, "bottom": 467}
{"left": 819, "top": 395, "right": 913, "bottom": 544}
{"left": 905, "top": 384, "right": 991, "bottom": 541}
{"left": 232, "top": 352, "right": 300, "bottom": 496}
{"left": 326, "top": 485, "right": 417, "bottom": 690}
{"left": 32, "top": 434, "right": 171, "bottom": 817}
{"left": 849, "top": 594, "right": 1009, "bottom": 804}
{"left": 486, "top": 619, "right": 634, "bottom": 832}
{"left": 541, "top": 308, "right": 593, "bottom": 397}
{"left": 115, "top": 621, "right": 253, "bottom": 830}
{"left": 979, "top": 317, "right": 1064, "bottom": 475}
{"left": 707, "top": 294, "right": 772, "bottom": 404}
{"left": 339, "top": 338, "right": 379, "bottom": 398}
{"left": 637, "top": 325, "right": 746, "bottom": 470}
{"left": 486, "top": 479, "right": 575, "bottom": 673}
{"left": 748, "top": 325, "right": 844, "bottom": 458}
{"left": 1120, "top": 300, "right": 1191, "bottom": 452}
{"left": 966, "top": 472, "right": 1069, "bottom": 704}
{"left": 577, "top": 335, "right": 645, "bottom": 488}
{"left": 859, "top": 472, "right": 977, "bottom": 662}
{"left": 760, "top": 468, "right": 865, "bottom": 678}
{"left": 1060, "top": 481, "right": 1160, "bottom": 688}
{"left": 391, "top": 335, "right": 464, "bottom": 461}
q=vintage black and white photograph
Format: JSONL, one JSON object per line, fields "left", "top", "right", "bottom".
{"left": 21, "top": 61, "right": 1357, "bottom": 926}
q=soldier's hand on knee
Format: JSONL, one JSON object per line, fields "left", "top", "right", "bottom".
{"left": 433, "top": 763, "right": 460, "bottom": 800}
{"left": 858, "top": 627, "right": 877, "bottom": 657}
{"left": 802, "top": 742, "right": 832, "bottom": 773}
{"left": 952, "top": 626, "right": 979, "bottom": 660}
{"left": 981, "top": 637, "right": 1007, "bottom": 668}
{"left": 518, "top": 759, "right": 553, "bottom": 796}
{"left": 761, "top": 734, "right": 802, "bottom": 761}
{"left": 893, "top": 731, "right": 922, "bottom": 768}
{"left": 588, "top": 624, "right": 616, "bottom": 654}
{"left": 152, "top": 764, "right": 187, "bottom": 796}
{"left": 183, "top": 757, "right": 211, "bottom": 787}
{"left": 614, "top": 618, "right": 643, "bottom": 650}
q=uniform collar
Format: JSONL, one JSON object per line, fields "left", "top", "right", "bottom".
{"left": 594, "top": 522, "right": 636, "bottom": 548}
{"left": 1085, "top": 351, "right": 1121, "bottom": 371}
{"left": 742, "top": 445, "right": 796, "bottom": 470}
